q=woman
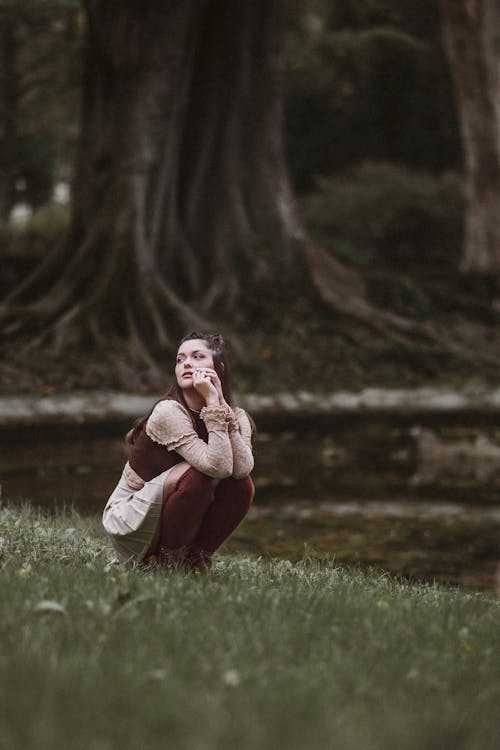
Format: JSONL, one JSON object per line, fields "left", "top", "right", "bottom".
{"left": 102, "top": 333, "right": 255, "bottom": 570}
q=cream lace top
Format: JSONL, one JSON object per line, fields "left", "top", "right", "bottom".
{"left": 145, "top": 400, "right": 254, "bottom": 479}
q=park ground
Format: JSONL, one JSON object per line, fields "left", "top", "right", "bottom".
{"left": 0, "top": 504, "right": 499, "bottom": 750}
{"left": 2, "top": 167, "right": 500, "bottom": 397}
{"left": 2, "top": 271, "right": 500, "bottom": 398}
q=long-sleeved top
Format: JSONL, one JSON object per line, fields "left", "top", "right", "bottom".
{"left": 128, "top": 399, "right": 254, "bottom": 482}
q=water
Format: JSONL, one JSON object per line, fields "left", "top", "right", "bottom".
{"left": 1, "top": 413, "right": 499, "bottom": 593}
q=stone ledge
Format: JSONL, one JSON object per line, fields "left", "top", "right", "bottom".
{"left": 1, "top": 386, "right": 500, "bottom": 425}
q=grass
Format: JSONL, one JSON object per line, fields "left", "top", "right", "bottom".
{"left": 0, "top": 503, "right": 499, "bottom": 750}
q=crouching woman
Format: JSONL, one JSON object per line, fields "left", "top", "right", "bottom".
{"left": 102, "top": 333, "right": 255, "bottom": 570}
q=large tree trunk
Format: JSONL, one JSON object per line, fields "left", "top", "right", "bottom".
{"left": 1, "top": 0, "right": 377, "bottom": 379}
{"left": 5, "top": 0, "right": 493, "bottom": 388}
{"left": 439, "top": 0, "right": 500, "bottom": 273}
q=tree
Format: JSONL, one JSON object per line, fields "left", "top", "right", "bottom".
{"left": 2, "top": 0, "right": 498, "bottom": 389}
{"left": 1, "top": 0, "right": 381, "bottom": 382}
{"left": 438, "top": 0, "right": 500, "bottom": 273}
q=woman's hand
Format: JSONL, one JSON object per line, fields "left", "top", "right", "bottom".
{"left": 197, "top": 367, "right": 226, "bottom": 406}
{"left": 192, "top": 369, "right": 219, "bottom": 405}
{"left": 193, "top": 368, "right": 228, "bottom": 408}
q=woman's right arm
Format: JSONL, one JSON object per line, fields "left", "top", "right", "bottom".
{"left": 228, "top": 408, "right": 254, "bottom": 478}
{"left": 146, "top": 400, "right": 233, "bottom": 478}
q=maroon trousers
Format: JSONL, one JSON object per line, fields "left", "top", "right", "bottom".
{"left": 152, "top": 467, "right": 254, "bottom": 568}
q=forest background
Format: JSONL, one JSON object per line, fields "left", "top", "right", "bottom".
{"left": 1, "top": 0, "right": 499, "bottom": 396}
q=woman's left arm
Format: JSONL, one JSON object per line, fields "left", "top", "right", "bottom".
{"left": 228, "top": 408, "right": 254, "bottom": 478}
{"left": 204, "top": 367, "right": 254, "bottom": 478}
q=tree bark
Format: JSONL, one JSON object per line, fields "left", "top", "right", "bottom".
{"left": 1, "top": 0, "right": 375, "bottom": 360}
{"left": 439, "top": 0, "right": 500, "bottom": 273}
{"left": 4, "top": 0, "right": 472, "bottom": 387}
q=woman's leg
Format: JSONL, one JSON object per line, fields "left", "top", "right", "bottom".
{"left": 144, "top": 462, "right": 192, "bottom": 559}
{"left": 187, "top": 475, "right": 255, "bottom": 565}
{"left": 159, "top": 466, "right": 218, "bottom": 553}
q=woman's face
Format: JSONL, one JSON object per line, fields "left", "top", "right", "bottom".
{"left": 175, "top": 339, "right": 215, "bottom": 389}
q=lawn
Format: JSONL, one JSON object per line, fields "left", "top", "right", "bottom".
{"left": 0, "top": 504, "right": 499, "bottom": 750}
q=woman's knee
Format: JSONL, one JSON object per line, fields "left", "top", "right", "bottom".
{"left": 163, "top": 463, "right": 216, "bottom": 500}
{"left": 182, "top": 467, "right": 219, "bottom": 493}
{"left": 163, "top": 462, "right": 190, "bottom": 499}
{"left": 217, "top": 475, "right": 255, "bottom": 507}
{"left": 165, "top": 465, "right": 216, "bottom": 500}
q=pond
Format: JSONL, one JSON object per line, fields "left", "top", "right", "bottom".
{"left": 1, "top": 412, "right": 499, "bottom": 594}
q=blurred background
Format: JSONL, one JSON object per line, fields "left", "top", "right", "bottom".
{"left": 1, "top": 0, "right": 499, "bottom": 591}
{"left": 1, "top": 0, "right": 499, "bottom": 394}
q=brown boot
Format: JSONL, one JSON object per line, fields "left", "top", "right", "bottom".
{"left": 185, "top": 548, "right": 212, "bottom": 572}
{"left": 158, "top": 545, "right": 189, "bottom": 569}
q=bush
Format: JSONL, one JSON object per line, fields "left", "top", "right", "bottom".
{"left": 285, "top": 7, "right": 462, "bottom": 192}
{"left": 0, "top": 201, "right": 70, "bottom": 258}
{"left": 300, "top": 160, "right": 465, "bottom": 270}
{"left": 0, "top": 202, "right": 70, "bottom": 294}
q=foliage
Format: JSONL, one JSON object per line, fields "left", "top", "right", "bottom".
{"left": 0, "top": 203, "right": 70, "bottom": 296}
{"left": 0, "top": 202, "right": 70, "bottom": 254}
{"left": 0, "top": 0, "right": 82, "bottom": 217}
{"left": 1, "top": 0, "right": 462, "bottom": 210}
{"left": 301, "top": 160, "right": 465, "bottom": 270}
{"left": 285, "top": 0, "right": 461, "bottom": 192}
{"left": 0, "top": 503, "right": 499, "bottom": 750}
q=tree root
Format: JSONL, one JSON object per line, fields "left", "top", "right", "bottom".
{"left": 303, "top": 240, "right": 500, "bottom": 372}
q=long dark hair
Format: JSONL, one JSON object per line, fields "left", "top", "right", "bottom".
{"left": 126, "top": 332, "right": 233, "bottom": 444}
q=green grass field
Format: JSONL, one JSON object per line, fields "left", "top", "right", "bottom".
{"left": 0, "top": 504, "right": 499, "bottom": 750}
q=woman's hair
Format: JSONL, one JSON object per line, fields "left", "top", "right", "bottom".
{"left": 126, "top": 332, "right": 233, "bottom": 445}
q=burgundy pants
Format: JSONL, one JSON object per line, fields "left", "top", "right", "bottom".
{"left": 153, "top": 467, "right": 254, "bottom": 568}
